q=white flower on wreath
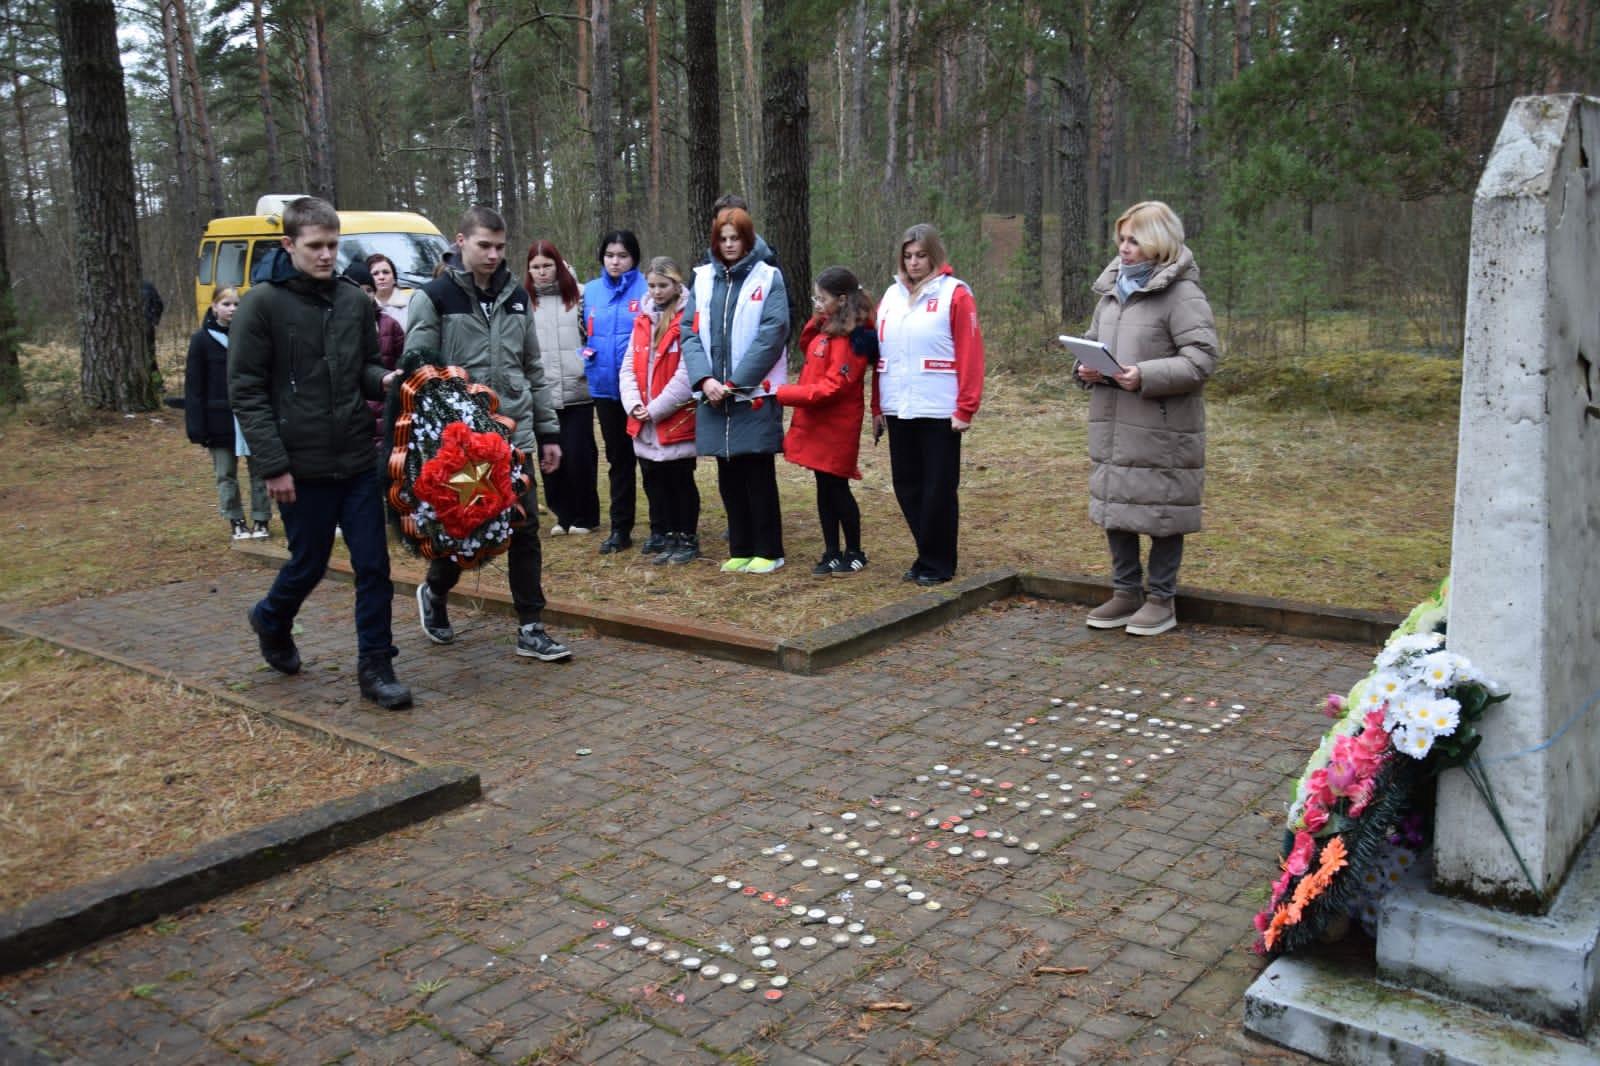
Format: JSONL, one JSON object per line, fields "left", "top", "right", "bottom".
{"left": 1416, "top": 696, "right": 1461, "bottom": 735}
{"left": 1394, "top": 724, "right": 1436, "bottom": 759}
{"left": 1376, "top": 632, "right": 1445, "bottom": 672}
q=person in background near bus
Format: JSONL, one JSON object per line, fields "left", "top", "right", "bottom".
{"left": 366, "top": 253, "right": 411, "bottom": 331}
{"left": 1074, "top": 200, "right": 1218, "bottom": 637}
{"left": 186, "top": 286, "right": 270, "bottom": 541}
{"left": 581, "top": 229, "right": 648, "bottom": 555}
{"left": 776, "top": 266, "right": 876, "bottom": 575}
{"left": 681, "top": 207, "right": 790, "bottom": 574}
{"left": 342, "top": 260, "right": 405, "bottom": 453}
{"left": 229, "top": 196, "right": 412, "bottom": 710}
{"left": 872, "top": 223, "right": 985, "bottom": 587}
{"left": 408, "top": 205, "right": 573, "bottom": 663}
{"left": 620, "top": 257, "right": 700, "bottom": 565}
{"left": 526, "top": 240, "right": 600, "bottom": 536}
{"left": 142, "top": 279, "right": 165, "bottom": 378}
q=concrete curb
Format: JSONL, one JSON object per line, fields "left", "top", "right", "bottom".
{"left": 231, "top": 541, "right": 1403, "bottom": 674}
{"left": 0, "top": 618, "right": 482, "bottom": 977}
{"left": 0, "top": 763, "right": 480, "bottom": 978}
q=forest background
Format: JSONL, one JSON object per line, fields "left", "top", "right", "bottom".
{"left": 1, "top": 0, "right": 1599, "bottom": 410}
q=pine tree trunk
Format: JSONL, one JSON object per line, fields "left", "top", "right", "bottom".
{"left": 1233, "top": 0, "right": 1252, "bottom": 78}
{"left": 313, "top": 3, "right": 336, "bottom": 201}
{"left": 468, "top": 0, "right": 494, "bottom": 205}
{"left": 346, "top": 0, "right": 386, "bottom": 196}
{"left": 174, "top": 0, "right": 224, "bottom": 217}
{"left": 1022, "top": 3, "right": 1043, "bottom": 293}
{"left": 883, "top": 0, "right": 901, "bottom": 193}
{"left": 683, "top": 0, "right": 720, "bottom": 241}
{"left": 848, "top": 0, "right": 867, "bottom": 166}
{"left": 160, "top": 0, "right": 199, "bottom": 239}
{"left": 0, "top": 146, "right": 22, "bottom": 406}
{"left": 55, "top": 0, "right": 156, "bottom": 412}
{"left": 646, "top": 0, "right": 662, "bottom": 230}
{"left": 1546, "top": 0, "right": 1579, "bottom": 92}
{"left": 253, "top": 0, "right": 283, "bottom": 190}
{"left": 591, "top": 0, "right": 615, "bottom": 228}
{"left": 740, "top": 0, "right": 760, "bottom": 202}
{"left": 1057, "top": 32, "right": 1092, "bottom": 324}
{"left": 497, "top": 72, "right": 522, "bottom": 236}
{"left": 576, "top": 0, "right": 590, "bottom": 127}
{"left": 761, "top": 0, "right": 809, "bottom": 344}
{"left": 1094, "top": 73, "right": 1116, "bottom": 244}
{"left": 1173, "top": 0, "right": 1197, "bottom": 181}
{"left": 303, "top": 9, "right": 335, "bottom": 201}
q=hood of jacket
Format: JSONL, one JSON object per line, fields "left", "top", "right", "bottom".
{"left": 1092, "top": 246, "right": 1199, "bottom": 297}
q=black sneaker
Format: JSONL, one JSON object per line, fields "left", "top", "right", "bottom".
{"left": 247, "top": 606, "right": 301, "bottom": 674}
{"left": 358, "top": 655, "right": 412, "bottom": 709}
{"left": 516, "top": 622, "right": 572, "bottom": 661}
{"left": 640, "top": 532, "right": 669, "bottom": 555}
{"left": 416, "top": 584, "right": 454, "bottom": 644}
{"left": 667, "top": 534, "right": 700, "bottom": 565}
{"left": 251, "top": 520, "right": 270, "bottom": 539}
{"left": 835, "top": 550, "right": 868, "bottom": 575}
{"left": 599, "top": 530, "right": 632, "bottom": 554}
{"left": 915, "top": 572, "right": 951, "bottom": 587}
{"left": 230, "top": 519, "right": 250, "bottom": 541}
{"left": 812, "top": 552, "right": 844, "bottom": 575}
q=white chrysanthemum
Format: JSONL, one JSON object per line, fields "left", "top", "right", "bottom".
{"left": 1377, "top": 632, "right": 1445, "bottom": 670}
{"left": 1391, "top": 848, "right": 1416, "bottom": 870}
{"left": 1395, "top": 725, "right": 1436, "bottom": 759}
{"left": 1417, "top": 696, "right": 1461, "bottom": 736}
{"left": 1415, "top": 650, "right": 1464, "bottom": 690}
{"left": 1372, "top": 672, "right": 1407, "bottom": 700}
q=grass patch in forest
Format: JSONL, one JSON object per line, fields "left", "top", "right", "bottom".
{"left": 0, "top": 635, "right": 404, "bottom": 914}
{"left": 2, "top": 330, "right": 1454, "bottom": 635}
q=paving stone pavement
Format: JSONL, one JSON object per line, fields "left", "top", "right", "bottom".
{"left": 0, "top": 573, "right": 1375, "bottom": 1065}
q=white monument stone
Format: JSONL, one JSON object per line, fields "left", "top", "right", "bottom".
{"left": 1245, "top": 95, "right": 1600, "bottom": 1062}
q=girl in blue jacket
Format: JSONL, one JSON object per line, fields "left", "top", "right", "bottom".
{"left": 582, "top": 229, "right": 649, "bottom": 554}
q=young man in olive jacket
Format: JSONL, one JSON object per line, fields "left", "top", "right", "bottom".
{"left": 228, "top": 197, "right": 412, "bottom": 709}
{"left": 405, "top": 206, "right": 573, "bottom": 662}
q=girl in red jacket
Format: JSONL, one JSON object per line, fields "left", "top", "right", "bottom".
{"left": 776, "top": 266, "right": 878, "bottom": 575}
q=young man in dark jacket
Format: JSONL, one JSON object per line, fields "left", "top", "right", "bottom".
{"left": 405, "top": 205, "right": 573, "bottom": 662}
{"left": 228, "top": 197, "right": 412, "bottom": 709}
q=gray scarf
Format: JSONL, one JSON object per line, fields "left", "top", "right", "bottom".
{"left": 1115, "top": 260, "right": 1157, "bottom": 304}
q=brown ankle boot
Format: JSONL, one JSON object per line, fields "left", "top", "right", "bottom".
{"left": 1125, "top": 596, "right": 1176, "bottom": 636}
{"left": 1086, "top": 589, "right": 1144, "bottom": 629}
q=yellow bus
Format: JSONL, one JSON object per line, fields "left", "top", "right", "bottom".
{"left": 194, "top": 196, "right": 450, "bottom": 321}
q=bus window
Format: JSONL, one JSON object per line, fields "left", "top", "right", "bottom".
{"left": 248, "top": 239, "right": 279, "bottom": 285}
{"left": 215, "top": 241, "right": 249, "bottom": 288}
{"left": 197, "top": 241, "right": 216, "bottom": 284}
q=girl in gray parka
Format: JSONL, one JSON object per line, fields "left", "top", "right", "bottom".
{"left": 680, "top": 208, "right": 791, "bottom": 574}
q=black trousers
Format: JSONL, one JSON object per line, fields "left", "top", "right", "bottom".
{"left": 716, "top": 453, "right": 784, "bottom": 559}
{"left": 594, "top": 398, "right": 637, "bottom": 535}
{"left": 1107, "top": 529, "right": 1185, "bottom": 599}
{"left": 640, "top": 456, "right": 700, "bottom": 535}
{"left": 540, "top": 403, "right": 600, "bottom": 529}
{"left": 425, "top": 484, "right": 546, "bottom": 625}
{"left": 814, "top": 471, "right": 861, "bottom": 554}
{"left": 886, "top": 416, "right": 962, "bottom": 580}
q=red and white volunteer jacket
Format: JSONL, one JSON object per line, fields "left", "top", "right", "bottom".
{"left": 872, "top": 265, "right": 984, "bottom": 422}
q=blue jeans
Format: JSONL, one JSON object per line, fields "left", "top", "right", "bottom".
{"left": 253, "top": 471, "right": 396, "bottom": 661}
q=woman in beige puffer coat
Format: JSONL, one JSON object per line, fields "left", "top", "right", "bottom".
{"left": 1074, "top": 201, "right": 1219, "bottom": 636}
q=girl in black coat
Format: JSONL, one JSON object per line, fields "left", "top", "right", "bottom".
{"left": 185, "top": 286, "right": 271, "bottom": 539}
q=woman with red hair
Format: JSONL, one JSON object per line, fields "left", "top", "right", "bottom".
{"left": 526, "top": 240, "right": 600, "bottom": 535}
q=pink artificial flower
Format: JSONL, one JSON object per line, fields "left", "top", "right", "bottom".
{"left": 1303, "top": 804, "right": 1330, "bottom": 832}
{"left": 1270, "top": 866, "right": 1295, "bottom": 905}
{"left": 1325, "top": 758, "right": 1361, "bottom": 797}
{"left": 1286, "top": 831, "right": 1317, "bottom": 876}
{"left": 1323, "top": 693, "right": 1347, "bottom": 719}
{"left": 1307, "top": 768, "right": 1335, "bottom": 809}
{"left": 1254, "top": 909, "right": 1271, "bottom": 933}
{"left": 1348, "top": 779, "right": 1377, "bottom": 818}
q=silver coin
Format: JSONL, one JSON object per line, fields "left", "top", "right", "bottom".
{"left": 800, "top": 859, "right": 819, "bottom": 869}
{"left": 750, "top": 935, "right": 769, "bottom": 946}
{"left": 993, "top": 856, "right": 1010, "bottom": 867}
{"left": 789, "top": 904, "right": 808, "bottom": 917}
{"left": 682, "top": 956, "right": 702, "bottom": 970}
{"left": 864, "top": 878, "right": 884, "bottom": 890}
{"left": 970, "top": 848, "right": 989, "bottom": 859}
{"left": 701, "top": 964, "right": 721, "bottom": 978}
{"left": 720, "top": 972, "right": 739, "bottom": 985}
{"left": 858, "top": 934, "right": 878, "bottom": 946}
{"left": 778, "top": 853, "right": 796, "bottom": 864}
{"left": 739, "top": 978, "right": 758, "bottom": 992}
{"left": 1023, "top": 842, "right": 1041, "bottom": 854}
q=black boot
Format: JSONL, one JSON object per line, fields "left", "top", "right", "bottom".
{"left": 358, "top": 655, "right": 413, "bottom": 710}
{"left": 668, "top": 534, "right": 701, "bottom": 565}
{"left": 247, "top": 606, "right": 301, "bottom": 674}
{"left": 650, "top": 532, "right": 679, "bottom": 565}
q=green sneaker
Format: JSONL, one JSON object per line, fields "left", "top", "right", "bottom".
{"left": 721, "top": 557, "right": 752, "bottom": 573}
{"left": 745, "top": 557, "right": 785, "bottom": 574}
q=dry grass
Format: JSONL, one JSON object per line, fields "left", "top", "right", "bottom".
{"left": 0, "top": 635, "right": 404, "bottom": 912}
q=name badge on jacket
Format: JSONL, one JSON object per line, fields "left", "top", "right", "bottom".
{"left": 922, "top": 358, "right": 957, "bottom": 373}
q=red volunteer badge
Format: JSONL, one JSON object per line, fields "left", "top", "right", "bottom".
{"left": 751, "top": 286, "right": 764, "bottom": 302}
{"left": 629, "top": 299, "right": 640, "bottom": 312}
{"left": 925, "top": 298, "right": 939, "bottom": 312}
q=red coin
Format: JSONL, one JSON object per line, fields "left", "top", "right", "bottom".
{"left": 764, "top": 989, "right": 784, "bottom": 1001}
{"left": 971, "top": 789, "right": 984, "bottom": 798}
{"left": 939, "top": 822, "right": 954, "bottom": 831}
{"left": 998, "top": 782, "right": 1014, "bottom": 790}
{"left": 760, "top": 891, "right": 776, "bottom": 902}
{"left": 742, "top": 886, "right": 759, "bottom": 896}
{"left": 947, "top": 815, "right": 963, "bottom": 824}
{"left": 972, "top": 829, "right": 988, "bottom": 839}
{"left": 774, "top": 896, "right": 790, "bottom": 907}
{"left": 592, "top": 920, "right": 611, "bottom": 929}
{"left": 925, "top": 840, "right": 941, "bottom": 850}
